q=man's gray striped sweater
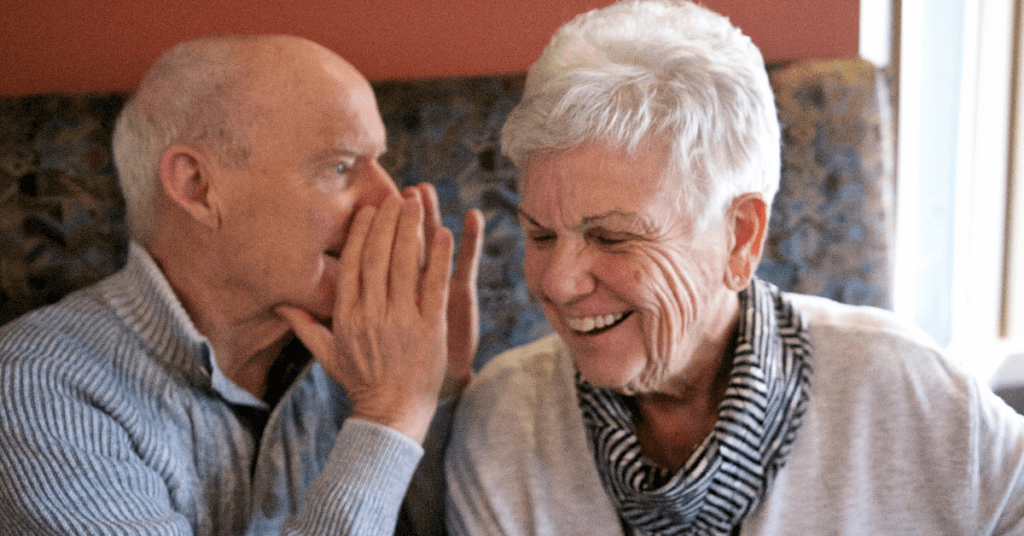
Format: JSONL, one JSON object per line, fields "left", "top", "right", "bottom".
{"left": 0, "top": 244, "right": 430, "bottom": 535}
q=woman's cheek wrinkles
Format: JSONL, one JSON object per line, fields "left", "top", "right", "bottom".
{"left": 646, "top": 247, "right": 701, "bottom": 363}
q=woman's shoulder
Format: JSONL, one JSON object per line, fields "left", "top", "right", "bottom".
{"left": 784, "top": 292, "right": 985, "bottom": 416}
{"left": 457, "top": 333, "right": 578, "bottom": 424}
{"left": 472, "top": 333, "right": 572, "bottom": 386}
{"left": 786, "top": 292, "right": 940, "bottom": 354}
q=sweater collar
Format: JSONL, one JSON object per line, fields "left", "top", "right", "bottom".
{"left": 103, "top": 242, "right": 266, "bottom": 408}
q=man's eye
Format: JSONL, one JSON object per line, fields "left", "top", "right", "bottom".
{"left": 335, "top": 162, "right": 352, "bottom": 175}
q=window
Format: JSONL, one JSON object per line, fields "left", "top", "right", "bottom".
{"left": 890, "top": 0, "right": 1024, "bottom": 381}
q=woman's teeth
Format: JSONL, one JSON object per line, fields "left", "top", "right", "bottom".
{"left": 567, "top": 312, "right": 626, "bottom": 334}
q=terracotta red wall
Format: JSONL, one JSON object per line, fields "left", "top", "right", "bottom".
{"left": 0, "top": 0, "right": 858, "bottom": 95}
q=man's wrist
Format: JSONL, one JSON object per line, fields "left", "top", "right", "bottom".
{"left": 349, "top": 399, "right": 438, "bottom": 445}
{"left": 439, "top": 371, "right": 473, "bottom": 399}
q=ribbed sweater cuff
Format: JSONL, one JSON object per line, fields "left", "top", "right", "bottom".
{"left": 284, "top": 418, "right": 424, "bottom": 535}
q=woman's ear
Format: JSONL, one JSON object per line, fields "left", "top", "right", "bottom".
{"left": 725, "top": 193, "right": 769, "bottom": 290}
{"left": 159, "top": 145, "right": 222, "bottom": 230}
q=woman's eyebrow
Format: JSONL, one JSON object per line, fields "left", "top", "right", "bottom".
{"left": 516, "top": 207, "right": 645, "bottom": 230}
{"left": 516, "top": 207, "right": 543, "bottom": 228}
{"left": 580, "top": 210, "right": 640, "bottom": 227}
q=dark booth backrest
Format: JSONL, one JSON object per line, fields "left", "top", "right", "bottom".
{"left": 0, "top": 58, "right": 894, "bottom": 368}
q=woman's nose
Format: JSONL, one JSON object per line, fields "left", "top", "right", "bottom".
{"left": 539, "top": 240, "right": 596, "bottom": 304}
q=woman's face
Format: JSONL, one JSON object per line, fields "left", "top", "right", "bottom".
{"left": 518, "top": 141, "right": 740, "bottom": 395}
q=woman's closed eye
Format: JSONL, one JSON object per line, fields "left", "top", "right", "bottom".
{"left": 587, "top": 230, "right": 632, "bottom": 246}
{"left": 526, "top": 230, "right": 557, "bottom": 245}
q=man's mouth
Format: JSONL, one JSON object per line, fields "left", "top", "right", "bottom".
{"left": 566, "top": 311, "right": 631, "bottom": 335}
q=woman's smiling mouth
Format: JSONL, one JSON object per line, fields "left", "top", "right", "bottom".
{"left": 566, "top": 311, "right": 632, "bottom": 334}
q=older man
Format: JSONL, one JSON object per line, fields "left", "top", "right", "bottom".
{"left": 0, "top": 35, "right": 482, "bottom": 535}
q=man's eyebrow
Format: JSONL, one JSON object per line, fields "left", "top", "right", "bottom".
{"left": 310, "top": 143, "right": 388, "bottom": 162}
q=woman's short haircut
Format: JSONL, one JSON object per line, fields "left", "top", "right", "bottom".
{"left": 501, "top": 0, "right": 780, "bottom": 229}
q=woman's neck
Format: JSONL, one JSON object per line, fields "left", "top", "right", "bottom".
{"left": 631, "top": 350, "right": 733, "bottom": 471}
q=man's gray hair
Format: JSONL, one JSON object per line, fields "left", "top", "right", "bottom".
{"left": 501, "top": 0, "right": 780, "bottom": 229}
{"left": 112, "top": 36, "right": 253, "bottom": 243}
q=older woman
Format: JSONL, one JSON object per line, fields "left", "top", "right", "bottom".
{"left": 445, "top": 1, "right": 1024, "bottom": 534}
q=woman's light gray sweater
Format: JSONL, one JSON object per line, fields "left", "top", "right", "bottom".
{"left": 447, "top": 293, "right": 1024, "bottom": 535}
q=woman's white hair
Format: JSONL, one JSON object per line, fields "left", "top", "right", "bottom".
{"left": 112, "top": 36, "right": 253, "bottom": 244}
{"left": 501, "top": 0, "right": 780, "bottom": 229}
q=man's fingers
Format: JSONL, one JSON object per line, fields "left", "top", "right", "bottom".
{"left": 454, "top": 209, "right": 485, "bottom": 286}
{"left": 420, "top": 228, "right": 454, "bottom": 321}
{"left": 361, "top": 196, "right": 404, "bottom": 313}
{"left": 336, "top": 206, "right": 376, "bottom": 317}
{"left": 419, "top": 183, "right": 442, "bottom": 234}
{"left": 391, "top": 196, "right": 424, "bottom": 303}
{"left": 442, "top": 209, "right": 484, "bottom": 396}
{"left": 276, "top": 305, "right": 335, "bottom": 363}
{"left": 406, "top": 184, "right": 440, "bottom": 270}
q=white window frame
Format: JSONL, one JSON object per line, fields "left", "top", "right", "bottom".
{"left": 893, "top": 0, "right": 1024, "bottom": 382}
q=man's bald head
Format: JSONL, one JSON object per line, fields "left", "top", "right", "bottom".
{"left": 112, "top": 35, "right": 369, "bottom": 244}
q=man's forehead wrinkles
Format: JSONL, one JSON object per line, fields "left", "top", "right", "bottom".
{"left": 314, "top": 145, "right": 363, "bottom": 159}
{"left": 310, "top": 137, "right": 386, "bottom": 159}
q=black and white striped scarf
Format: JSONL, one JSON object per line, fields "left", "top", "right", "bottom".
{"left": 576, "top": 279, "right": 812, "bottom": 535}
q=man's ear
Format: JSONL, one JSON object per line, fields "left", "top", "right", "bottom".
{"left": 725, "top": 193, "right": 769, "bottom": 291}
{"left": 159, "top": 145, "right": 221, "bottom": 229}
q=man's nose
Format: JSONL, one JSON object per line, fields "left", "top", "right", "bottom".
{"left": 540, "top": 240, "right": 596, "bottom": 303}
{"left": 359, "top": 160, "right": 401, "bottom": 207}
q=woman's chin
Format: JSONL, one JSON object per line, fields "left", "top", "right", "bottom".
{"left": 576, "top": 354, "right": 668, "bottom": 396}
{"left": 573, "top": 353, "right": 645, "bottom": 392}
